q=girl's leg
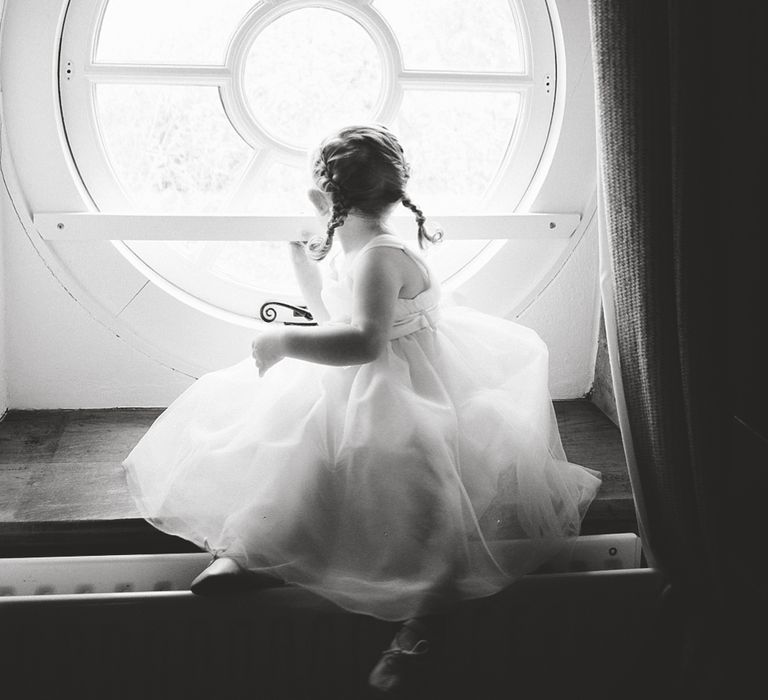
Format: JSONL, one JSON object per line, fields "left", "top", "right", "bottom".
{"left": 395, "top": 615, "right": 445, "bottom": 649}
{"left": 368, "top": 614, "right": 447, "bottom": 693}
{"left": 368, "top": 566, "right": 458, "bottom": 692}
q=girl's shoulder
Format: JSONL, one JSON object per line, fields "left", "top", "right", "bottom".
{"left": 356, "top": 233, "right": 407, "bottom": 255}
{"left": 350, "top": 234, "right": 434, "bottom": 299}
{"left": 348, "top": 235, "right": 423, "bottom": 272}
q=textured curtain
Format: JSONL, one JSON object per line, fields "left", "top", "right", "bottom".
{"left": 589, "top": 2, "right": 741, "bottom": 697}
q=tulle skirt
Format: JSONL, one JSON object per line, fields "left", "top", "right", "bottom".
{"left": 123, "top": 306, "right": 601, "bottom": 620}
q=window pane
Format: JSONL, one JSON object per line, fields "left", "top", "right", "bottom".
{"left": 243, "top": 8, "right": 382, "bottom": 148}
{"left": 95, "top": 0, "right": 256, "bottom": 64}
{"left": 75, "top": 2, "right": 548, "bottom": 316}
{"left": 166, "top": 241, "right": 208, "bottom": 263}
{"left": 96, "top": 85, "right": 253, "bottom": 212}
{"left": 375, "top": 0, "right": 524, "bottom": 72}
{"left": 393, "top": 90, "right": 521, "bottom": 212}
{"left": 212, "top": 242, "right": 297, "bottom": 295}
{"left": 243, "top": 161, "right": 313, "bottom": 215}
{"left": 209, "top": 161, "right": 315, "bottom": 297}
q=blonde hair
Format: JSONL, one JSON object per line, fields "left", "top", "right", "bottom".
{"left": 306, "top": 124, "right": 442, "bottom": 261}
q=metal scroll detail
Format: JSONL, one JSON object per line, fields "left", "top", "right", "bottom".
{"left": 259, "top": 301, "right": 317, "bottom": 326}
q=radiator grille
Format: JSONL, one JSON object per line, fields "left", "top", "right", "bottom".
{"left": 0, "top": 535, "right": 659, "bottom": 699}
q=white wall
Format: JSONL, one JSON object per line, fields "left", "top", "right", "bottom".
{"left": 0, "top": 188, "right": 7, "bottom": 417}
{"left": 518, "top": 216, "right": 600, "bottom": 399}
{"left": 0, "top": 0, "right": 7, "bottom": 416}
{"left": 1, "top": 188, "right": 194, "bottom": 408}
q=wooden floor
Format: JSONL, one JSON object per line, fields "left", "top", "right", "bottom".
{"left": 0, "top": 400, "right": 635, "bottom": 556}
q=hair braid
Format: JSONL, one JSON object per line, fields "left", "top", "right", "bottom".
{"left": 307, "top": 125, "right": 441, "bottom": 254}
{"left": 401, "top": 195, "right": 443, "bottom": 249}
{"left": 306, "top": 162, "right": 351, "bottom": 261}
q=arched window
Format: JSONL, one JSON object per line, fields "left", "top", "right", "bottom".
{"left": 59, "top": 0, "right": 558, "bottom": 319}
{"left": 3, "top": 0, "right": 596, "bottom": 379}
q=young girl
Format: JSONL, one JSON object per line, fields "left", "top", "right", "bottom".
{"left": 123, "top": 124, "right": 601, "bottom": 693}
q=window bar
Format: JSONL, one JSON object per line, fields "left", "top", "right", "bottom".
{"left": 34, "top": 213, "right": 581, "bottom": 241}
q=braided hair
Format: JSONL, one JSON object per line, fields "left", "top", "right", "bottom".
{"left": 401, "top": 195, "right": 443, "bottom": 249}
{"left": 306, "top": 125, "right": 442, "bottom": 260}
{"left": 306, "top": 155, "right": 350, "bottom": 260}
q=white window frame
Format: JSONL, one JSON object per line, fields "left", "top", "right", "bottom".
{"left": 53, "top": 0, "right": 569, "bottom": 321}
{"left": 1, "top": 0, "right": 598, "bottom": 378}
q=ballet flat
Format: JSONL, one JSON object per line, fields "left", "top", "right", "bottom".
{"left": 190, "top": 556, "right": 282, "bottom": 596}
{"left": 368, "top": 631, "right": 430, "bottom": 694}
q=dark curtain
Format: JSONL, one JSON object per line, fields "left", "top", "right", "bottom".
{"left": 590, "top": 1, "right": 761, "bottom": 697}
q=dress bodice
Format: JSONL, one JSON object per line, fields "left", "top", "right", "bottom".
{"left": 321, "top": 235, "right": 441, "bottom": 340}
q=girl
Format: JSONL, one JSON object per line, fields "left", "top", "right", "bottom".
{"left": 123, "top": 124, "right": 601, "bottom": 694}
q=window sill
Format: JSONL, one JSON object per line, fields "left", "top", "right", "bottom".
{"left": 0, "top": 402, "right": 636, "bottom": 557}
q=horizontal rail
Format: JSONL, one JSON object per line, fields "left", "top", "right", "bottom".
{"left": 83, "top": 64, "right": 232, "bottom": 85}
{"left": 399, "top": 70, "right": 533, "bottom": 91}
{"left": 33, "top": 213, "right": 581, "bottom": 242}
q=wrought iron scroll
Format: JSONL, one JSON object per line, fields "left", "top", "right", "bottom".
{"left": 259, "top": 301, "right": 317, "bottom": 326}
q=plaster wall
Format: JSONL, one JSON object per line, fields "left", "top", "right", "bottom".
{"left": 518, "top": 215, "right": 600, "bottom": 399}
{"left": 589, "top": 310, "right": 619, "bottom": 425}
{"left": 0, "top": 0, "right": 7, "bottom": 416}
{"left": 0, "top": 191, "right": 7, "bottom": 416}
{"left": 2, "top": 188, "right": 193, "bottom": 408}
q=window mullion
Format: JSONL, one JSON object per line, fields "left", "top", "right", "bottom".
{"left": 84, "top": 64, "right": 231, "bottom": 86}
{"left": 399, "top": 70, "right": 532, "bottom": 92}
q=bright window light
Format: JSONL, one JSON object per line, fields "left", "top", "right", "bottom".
{"left": 61, "top": 0, "right": 554, "bottom": 316}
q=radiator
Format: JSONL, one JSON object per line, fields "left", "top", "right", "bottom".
{"left": 0, "top": 534, "right": 664, "bottom": 700}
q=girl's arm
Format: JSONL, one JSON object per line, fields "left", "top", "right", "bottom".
{"left": 289, "top": 241, "right": 331, "bottom": 323}
{"left": 253, "top": 248, "right": 401, "bottom": 375}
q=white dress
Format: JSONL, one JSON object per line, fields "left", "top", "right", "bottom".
{"left": 123, "top": 234, "right": 601, "bottom": 620}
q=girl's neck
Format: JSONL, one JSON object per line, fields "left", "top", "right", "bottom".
{"left": 336, "top": 212, "right": 393, "bottom": 255}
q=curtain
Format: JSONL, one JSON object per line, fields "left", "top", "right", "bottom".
{"left": 588, "top": 2, "right": 742, "bottom": 697}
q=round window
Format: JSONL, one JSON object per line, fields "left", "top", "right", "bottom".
{"left": 60, "top": 0, "right": 556, "bottom": 321}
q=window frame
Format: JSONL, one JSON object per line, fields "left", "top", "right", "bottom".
{"left": 1, "top": 0, "right": 599, "bottom": 380}
{"left": 56, "top": 0, "right": 563, "bottom": 321}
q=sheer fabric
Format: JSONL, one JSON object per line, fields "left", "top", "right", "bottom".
{"left": 124, "top": 234, "right": 600, "bottom": 620}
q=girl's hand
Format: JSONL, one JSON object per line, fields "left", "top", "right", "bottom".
{"left": 287, "top": 228, "right": 331, "bottom": 323}
{"left": 288, "top": 240, "right": 309, "bottom": 265}
{"left": 251, "top": 331, "right": 286, "bottom": 377}
{"left": 288, "top": 230, "right": 314, "bottom": 263}
{"left": 289, "top": 231, "right": 310, "bottom": 248}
